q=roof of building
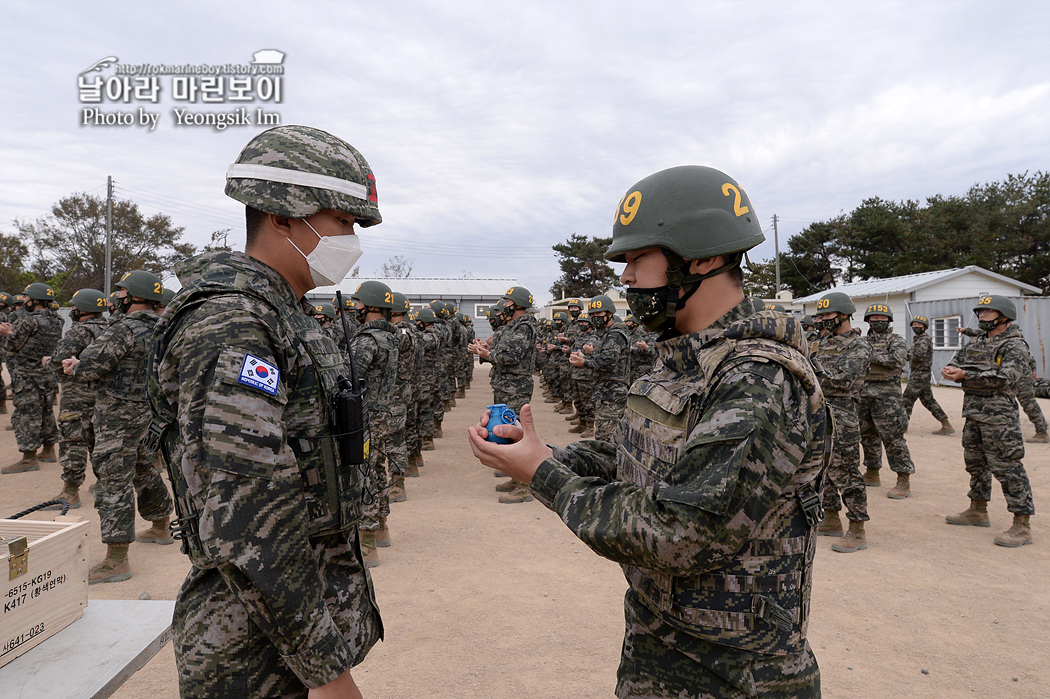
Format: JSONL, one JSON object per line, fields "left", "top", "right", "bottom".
{"left": 793, "top": 265, "right": 1042, "bottom": 304}
{"left": 309, "top": 277, "right": 521, "bottom": 299}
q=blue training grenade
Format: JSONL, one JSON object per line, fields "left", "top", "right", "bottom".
{"left": 485, "top": 404, "right": 518, "bottom": 444}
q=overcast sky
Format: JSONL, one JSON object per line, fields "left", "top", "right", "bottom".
{"left": 2, "top": 1, "right": 1048, "bottom": 303}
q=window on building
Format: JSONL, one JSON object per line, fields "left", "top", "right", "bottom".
{"left": 932, "top": 315, "right": 961, "bottom": 348}
{"left": 474, "top": 303, "right": 490, "bottom": 318}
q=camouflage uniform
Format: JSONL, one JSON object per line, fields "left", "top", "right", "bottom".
{"left": 570, "top": 329, "right": 597, "bottom": 422}
{"left": 628, "top": 326, "right": 658, "bottom": 385}
{"left": 530, "top": 304, "right": 826, "bottom": 698}
{"left": 949, "top": 327, "right": 1036, "bottom": 514}
{"left": 489, "top": 313, "right": 536, "bottom": 411}
{"left": 399, "top": 318, "right": 426, "bottom": 460}
{"left": 903, "top": 330, "right": 949, "bottom": 421}
{"left": 5, "top": 307, "right": 60, "bottom": 453}
{"left": 811, "top": 328, "right": 873, "bottom": 522}
{"left": 418, "top": 323, "right": 441, "bottom": 443}
{"left": 859, "top": 330, "right": 916, "bottom": 475}
{"left": 150, "top": 251, "right": 382, "bottom": 696}
{"left": 583, "top": 322, "right": 631, "bottom": 442}
{"left": 350, "top": 318, "right": 400, "bottom": 531}
{"left": 46, "top": 315, "right": 108, "bottom": 485}
{"left": 73, "top": 309, "right": 172, "bottom": 543}
{"left": 962, "top": 326, "right": 1046, "bottom": 435}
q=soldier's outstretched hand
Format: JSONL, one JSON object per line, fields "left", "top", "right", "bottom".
{"left": 468, "top": 404, "right": 553, "bottom": 484}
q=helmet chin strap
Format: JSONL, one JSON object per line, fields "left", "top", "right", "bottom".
{"left": 662, "top": 250, "right": 743, "bottom": 320}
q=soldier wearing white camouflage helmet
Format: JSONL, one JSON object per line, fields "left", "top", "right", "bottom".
{"left": 469, "top": 165, "right": 828, "bottom": 697}
{"left": 148, "top": 125, "right": 382, "bottom": 697}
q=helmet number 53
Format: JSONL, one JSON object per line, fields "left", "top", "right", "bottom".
{"left": 721, "top": 183, "right": 750, "bottom": 217}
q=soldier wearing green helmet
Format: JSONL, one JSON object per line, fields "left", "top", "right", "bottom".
{"left": 903, "top": 315, "right": 954, "bottom": 435}
{"left": 942, "top": 295, "right": 1036, "bottom": 547}
{"left": 1, "top": 281, "right": 61, "bottom": 473}
{"left": 309, "top": 301, "right": 337, "bottom": 327}
{"left": 0, "top": 291, "right": 12, "bottom": 414}
{"left": 414, "top": 306, "right": 441, "bottom": 452}
{"left": 570, "top": 294, "right": 630, "bottom": 441}
{"left": 468, "top": 165, "right": 828, "bottom": 697}
{"left": 391, "top": 292, "right": 426, "bottom": 481}
{"left": 149, "top": 125, "right": 383, "bottom": 696}
{"left": 39, "top": 288, "right": 110, "bottom": 509}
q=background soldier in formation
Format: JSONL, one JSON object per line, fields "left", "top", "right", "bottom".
{"left": 416, "top": 307, "right": 441, "bottom": 451}
{"left": 65, "top": 270, "right": 174, "bottom": 583}
{"left": 573, "top": 295, "right": 629, "bottom": 442}
{"left": 624, "top": 312, "right": 657, "bottom": 385}
{"left": 393, "top": 294, "right": 427, "bottom": 480}
{"left": 858, "top": 303, "right": 917, "bottom": 499}
{"left": 567, "top": 312, "right": 595, "bottom": 436}
{"left": 43, "top": 288, "right": 109, "bottom": 508}
{"left": 1, "top": 282, "right": 61, "bottom": 473}
{"left": 812, "top": 291, "right": 874, "bottom": 553}
{"left": 469, "top": 165, "right": 826, "bottom": 698}
{"left": 0, "top": 291, "right": 12, "bottom": 415}
{"left": 943, "top": 295, "right": 1035, "bottom": 547}
{"left": 904, "top": 315, "right": 954, "bottom": 435}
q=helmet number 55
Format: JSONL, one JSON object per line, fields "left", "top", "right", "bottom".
{"left": 721, "top": 183, "right": 750, "bottom": 217}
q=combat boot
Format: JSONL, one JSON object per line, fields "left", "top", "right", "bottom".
{"left": 544, "top": 394, "right": 559, "bottom": 404}
{"left": 499, "top": 481, "right": 534, "bottom": 504}
{"left": 456, "top": 387, "right": 466, "bottom": 399}
{"left": 443, "top": 399, "right": 452, "bottom": 412}
{"left": 887, "top": 473, "right": 911, "bottom": 499}
{"left": 946, "top": 499, "right": 990, "bottom": 527}
{"left": 556, "top": 402, "right": 573, "bottom": 414}
{"left": 45, "top": 483, "right": 81, "bottom": 510}
{"left": 568, "top": 421, "right": 587, "bottom": 433}
{"left": 1026, "top": 432, "right": 1049, "bottom": 443}
{"left": 422, "top": 437, "right": 436, "bottom": 451}
{"left": 376, "top": 517, "right": 392, "bottom": 548}
{"left": 817, "top": 510, "right": 843, "bottom": 537}
{"left": 3, "top": 451, "right": 39, "bottom": 474}
{"left": 933, "top": 419, "right": 956, "bottom": 436}
{"left": 89, "top": 544, "right": 131, "bottom": 584}
{"left": 580, "top": 421, "right": 594, "bottom": 438}
{"left": 495, "top": 479, "right": 517, "bottom": 492}
{"left": 434, "top": 423, "right": 444, "bottom": 439}
{"left": 405, "top": 454, "right": 420, "bottom": 477}
{"left": 863, "top": 467, "right": 881, "bottom": 487}
{"left": 565, "top": 411, "right": 580, "bottom": 422}
{"left": 361, "top": 530, "right": 379, "bottom": 568}
{"left": 994, "top": 514, "right": 1033, "bottom": 547}
{"left": 449, "top": 396, "right": 457, "bottom": 408}
{"left": 38, "top": 443, "right": 57, "bottom": 462}
{"left": 136, "top": 517, "right": 174, "bottom": 545}
{"left": 0, "top": 397, "right": 6, "bottom": 414}
{"left": 390, "top": 477, "right": 407, "bottom": 503}
{"left": 831, "top": 520, "right": 867, "bottom": 553}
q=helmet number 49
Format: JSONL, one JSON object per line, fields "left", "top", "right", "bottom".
{"left": 617, "top": 191, "right": 642, "bottom": 226}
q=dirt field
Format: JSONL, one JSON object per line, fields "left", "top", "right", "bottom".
{"left": 2, "top": 364, "right": 1048, "bottom": 698}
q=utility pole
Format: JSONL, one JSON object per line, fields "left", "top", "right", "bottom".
{"left": 773, "top": 214, "right": 781, "bottom": 296}
{"left": 105, "top": 176, "right": 112, "bottom": 297}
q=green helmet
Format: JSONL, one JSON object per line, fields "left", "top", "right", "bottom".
{"left": 0, "top": 291, "right": 12, "bottom": 307}
{"left": 566, "top": 298, "right": 582, "bottom": 309}
{"left": 69, "top": 288, "right": 107, "bottom": 313}
{"left": 763, "top": 302, "right": 786, "bottom": 313}
{"left": 911, "top": 315, "right": 929, "bottom": 328}
{"left": 815, "top": 291, "right": 855, "bottom": 316}
{"left": 225, "top": 125, "right": 382, "bottom": 226}
{"left": 351, "top": 280, "right": 393, "bottom": 309}
{"left": 973, "top": 294, "right": 1016, "bottom": 321}
{"left": 501, "top": 286, "right": 534, "bottom": 309}
{"left": 552, "top": 310, "right": 568, "bottom": 323}
{"left": 311, "top": 302, "right": 336, "bottom": 320}
{"left": 863, "top": 302, "right": 893, "bottom": 321}
{"left": 416, "top": 307, "right": 438, "bottom": 323}
{"left": 428, "top": 299, "right": 450, "bottom": 318}
{"left": 390, "top": 292, "right": 411, "bottom": 315}
{"left": 578, "top": 312, "right": 590, "bottom": 324}
{"left": 160, "top": 288, "right": 176, "bottom": 306}
{"left": 23, "top": 282, "right": 55, "bottom": 302}
{"left": 605, "top": 165, "right": 764, "bottom": 263}
{"left": 587, "top": 294, "right": 616, "bottom": 314}
{"left": 801, "top": 314, "right": 815, "bottom": 327}
{"left": 334, "top": 294, "right": 356, "bottom": 312}
{"left": 116, "top": 270, "right": 164, "bottom": 302}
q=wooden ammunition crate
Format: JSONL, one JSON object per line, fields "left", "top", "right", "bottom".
{"left": 0, "top": 517, "right": 90, "bottom": 668}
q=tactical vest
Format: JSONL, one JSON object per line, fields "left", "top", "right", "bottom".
{"left": 593, "top": 325, "right": 631, "bottom": 387}
{"left": 98, "top": 312, "right": 157, "bottom": 402}
{"left": 864, "top": 333, "right": 903, "bottom": 382}
{"left": 352, "top": 319, "right": 399, "bottom": 414}
{"left": 616, "top": 330, "right": 828, "bottom": 655}
{"left": 11, "top": 310, "right": 61, "bottom": 379}
{"left": 496, "top": 315, "right": 536, "bottom": 377}
{"left": 149, "top": 268, "right": 364, "bottom": 567}
{"left": 953, "top": 330, "right": 1027, "bottom": 394}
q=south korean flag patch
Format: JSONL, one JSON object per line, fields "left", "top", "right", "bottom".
{"left": 238, "top": 353, "right": 280, "bottom": 397}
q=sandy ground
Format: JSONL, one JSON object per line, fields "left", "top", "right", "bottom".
{"left": 2, "top": 363, "right": 1048, "bottom": 698}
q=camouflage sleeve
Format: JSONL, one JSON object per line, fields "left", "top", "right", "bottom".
{"left": 490, "top": 321, "right": 532, "bottom": 368}
{"left": 350, "top": 332, "right": 378, "bottom": 375}
{"left": 72, "top": 323, "right": 130, "bottom": 382}
{"left": 961, "top": 327, "right": 982, "bottom": 337}
{"left": 872, "top": 334, "right": 907, "bottom": 369}
{"left": 584, "top": 330, "right": 628, "bottom": 371}
{"left": 820, "top": 339, "right": 872, "bottom": 395}
{"left": 5, "top": 315, "right": 38, "bottom": 352}
{"left": 531, "top": 361, "right": 813, "bottom": 574}
{"left": 45, "top": 323, "right": 91, "bottom": 374}
{"left": 967, "top": 337, "right": 1026, "bottom": 388}
{"left": 545, "top": 439, "right": 620, "bottom": 481}
{"left": 909, "top": 334, "right": 932, "bottom": 371}
{"left": 168, "top": 305, "right": 355, "bottom": 686}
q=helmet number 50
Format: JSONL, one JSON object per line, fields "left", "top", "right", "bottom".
{"left": 721, "top": 183, "right": 750, "bottom": 217}
{"left": 618, "top": 191, "right": 642, "bottom": 226}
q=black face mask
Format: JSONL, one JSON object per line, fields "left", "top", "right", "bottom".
{"left": 116, "top": 295, "right": 134, "bottom": 315}
{"left": 590, "top": 313, "right": 609, "bottom": 330}
{"left": 912, "top": 326, "right": 925, "bottom": 336}
{"left": 568, "top": 309, "right": 581, "bottom": 319}
{"left": 869, "top": 320, "right": 891, "bottom": 334}
{"left": 978, "top": 319, "right": 999, "bottom": 332}
{"left": 626, "top": 286, "right": 679, "bottom": 334}
{"left": 819, "top": 316, "right": 844, "bottom": 333}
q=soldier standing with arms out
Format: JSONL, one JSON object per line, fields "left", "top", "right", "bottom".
{"left": 149, "top": 126, "right": 383, "bottom": 697}
{"left": 1, "top": 283, "right": 61, "bottom": 473}
{"left": 943, "top": 295, "right": 1035, "bottom": 547}
{"left": 469, "top": 166, "right": 827, "bottom": 698}
{"left": 904, "top": 315, "right": 954, "bottom": 435}
{"left": 469, "top": 286, "right": 537, "bottom": 504}
{"left": 857, "top": 304, "right": 917, "bottom": 499}
{"left": 811, "top": 291, "right": 873, "bottom": 553}
{"left": 573, "top": 295, "right": 630, "bottom": 442}
{"left": 64, "top": 271, "right": 174, "bottom": 582}
{"left": 43, "top": 288, "right": 109, "bottom": 508}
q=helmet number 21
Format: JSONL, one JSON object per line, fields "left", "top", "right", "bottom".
{"left": 721, "top": 183, "right": 750, "bottom": 217}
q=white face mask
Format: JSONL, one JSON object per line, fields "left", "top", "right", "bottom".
{"left": 288, "top": 219, "right": 364, "bottom": 287}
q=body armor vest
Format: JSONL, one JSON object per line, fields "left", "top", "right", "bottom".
{"left": 99, "top": 311, "right": 157, "bottom": 402}
{"left": 616, "top": 315, "right": 828, "bottom": 655}
{"left": 864, "top": 333, "right": 903, "bottom": 382}
{"left": 593, "top": 325, "right": 631, "bottom": 387}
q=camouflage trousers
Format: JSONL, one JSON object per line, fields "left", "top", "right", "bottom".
{"left": 572, "top": 377, "right": 597, "bottom": 421}
{"left": 10, "top": 373, "right": 58, "bottom": 453}
{"left": 362, "top": 408, "right": 406, "bottom": 530}
{"left": 404, "top": 388, "right": 422, "bottom": 456}
{"left": 859, "top": 382, "right": 915, "bottom": 475}
{"left": 92, "top": 403, "right": 172, "bottom": 543}
{"left": 593, "top": 382, "right": 629, "bottom": 442}
{"left": 417, "top": 380, "right": 435, "bottom": 440}
{"left": 903, "top": 374, "right": 948, "bottom": 422}
{"left": 57, "top": 387, "right": 96, "bottom": 486}
{"left": 616, "top": 589, "right": 821, "bottom": 699}
{"left": 1014, "top": 375, "right": 1048, "bottom": 434}
{"left": 174, "top": 529, "right": 382, "bottom": 698}
{"left": 492, "top": 374, "right": 534, "bottom": 413}
{"left": 821, "top": 397, "right": 868, "bottom": 522}
{"left": 431, "top": 378, "right": 445, "bottom": 429}
{"left": 962, "top": 418, "right": 1035, "bottom": 515}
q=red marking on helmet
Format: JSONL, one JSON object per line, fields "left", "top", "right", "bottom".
{"left": 367, "top": 173, "right": 378, "bottom": 203}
